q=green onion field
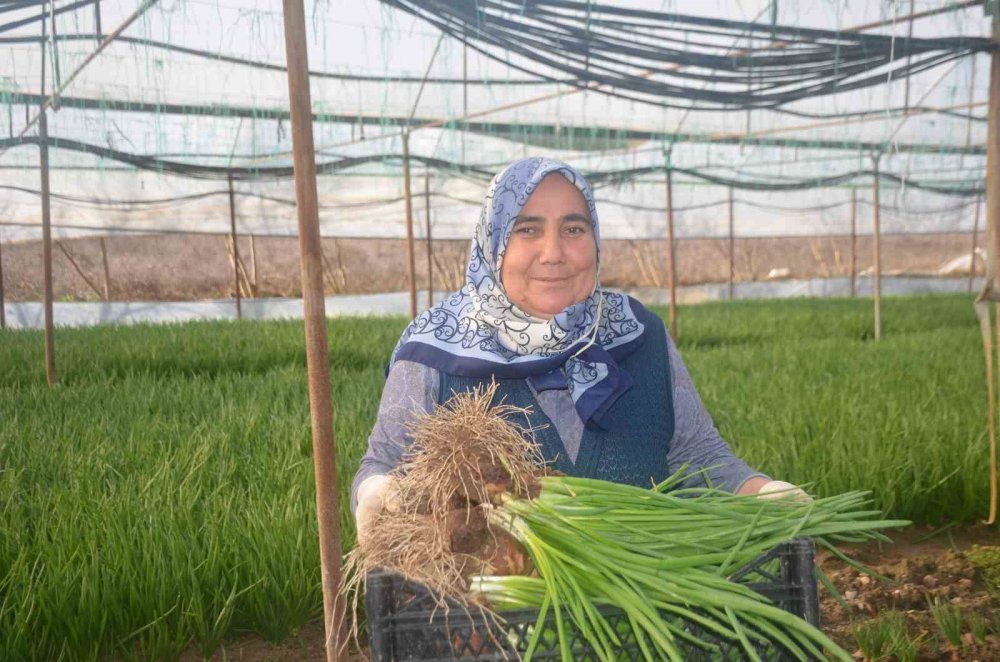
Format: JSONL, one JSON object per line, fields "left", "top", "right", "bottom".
{"left": 0, "top": 294, "right": 989, "bottom": 661}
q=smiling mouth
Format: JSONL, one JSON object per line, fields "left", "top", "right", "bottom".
{"left": 534, "top": 277, "right": 571, "bottom": 283}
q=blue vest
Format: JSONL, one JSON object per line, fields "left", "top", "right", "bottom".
{"left": 438, "top": 307, "right": 674, "bottom": 488}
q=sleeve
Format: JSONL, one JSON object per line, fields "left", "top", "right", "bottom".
{"left": 664, "top": 328, "right": 770, "bottom": 492}
{"left": 350, "top": 360, "right": 439, "bottom": 512}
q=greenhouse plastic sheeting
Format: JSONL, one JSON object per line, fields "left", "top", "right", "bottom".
{"left": 0, "top": 0, "right": 989, "bottom": 242}
{"left": 2, "top": 277, "right": 983, "bottom": 330}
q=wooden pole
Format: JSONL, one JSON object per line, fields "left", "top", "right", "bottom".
{"left": 849, "top": 187, "right": 857, "bottom": 298}
{"left": 55, "top": 241, "right": 103, "bottom": 299}
{"left": 424, "top": 170, "right": 433, "bottom": 309}
{"left": 0, "top": 229, "right": 5, "bottom": 329}
{"left": 100, "top": 237, "right": 111, "bottom": 300}
{"left": 902, "top": 0, "right": 916, "bottom": 111}
{"left": 402, "top": 131, "right": 417, "bottom": 319}
{"left": 965, "top": 40, "right": 978, "bottom": 155}
{"left": 983, "top": 10, "right": 1000, "bottom": 524}
{"left": 9, "top": 0, "right": 160, "bottom": 150}
{"left": 228, "top": 174, "right": 242, "bottom": 320}
{"left": 727, "top": 186, "right": 735, "bottom": 301}
{"left": 462, "top": 43, "right": 468, "bottom": 164}
{"left": 39, "top": 9, "right": 56, "bottom": 384}
{"left": 971, "top": 195, "right": 982, "bottom": 294}
{"left": 871, "top": 154, "right": 883, "bottom": 342}
{"left": 250, "top": 234, "right": 258, "bottom": 297}
{"left": 664, "top": 166, "right": 678, "bottom": 339}
{"left": 280, "top": 1, "right": 346, "bottom": 659}
{"left": 989, "top": 28, "right": 1000, "bottom": 265}
{"left": 40, "top": 108, "right": 56, "bottom": 385}
{"left": 48, "top": 0, "right": 61, "bottom": 107}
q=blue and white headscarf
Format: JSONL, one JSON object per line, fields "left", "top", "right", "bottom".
{"left": 391, "top": 157, "right": 647, "bottom": 426}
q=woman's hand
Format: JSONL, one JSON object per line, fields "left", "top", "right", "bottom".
{"left": 737, "top": 476, "right": 811, "bottom": 502}
{"left": 755, "top": 479, "right": 812, "bottom": 503}
{"left": 354, "top": 474, "right": 400, "bottom": 545}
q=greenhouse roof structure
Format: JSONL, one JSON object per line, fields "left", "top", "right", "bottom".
{"left": 0, "top": 0, "right": 995, "bottom": 243}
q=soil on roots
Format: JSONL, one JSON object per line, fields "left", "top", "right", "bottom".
{"left": 343, "top": 381, "right": 540, "bottom": 636}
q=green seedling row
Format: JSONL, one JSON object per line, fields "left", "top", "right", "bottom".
{"left": 0, "top": 294, "right": 988, "bottom": 661}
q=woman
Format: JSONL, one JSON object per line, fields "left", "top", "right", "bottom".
{"left": 352, "top": 158, "right": 805, "bottom": 541}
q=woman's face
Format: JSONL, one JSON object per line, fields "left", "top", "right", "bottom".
{"left": 500, "top": 173, "right": 597, "bottom": 319}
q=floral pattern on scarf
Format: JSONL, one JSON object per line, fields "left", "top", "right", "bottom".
{"left": 390, "top": 157, "right": 647, "bottom": 426}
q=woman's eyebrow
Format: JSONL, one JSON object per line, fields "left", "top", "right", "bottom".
{"left": 513, "top": 215, "right": 544, "bottom": 224}
{"left": 513, "top": 213, "right": 590, "bottom": 224}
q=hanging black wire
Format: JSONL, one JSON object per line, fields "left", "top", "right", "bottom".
{"left": 0, "top": 0, "right": 95, "bottom": 33}
{"left": 381, "top": 0, "right": 993, "bottom": 109}
{"left": 0, "top": 136, "right": 498, "bottom": 180}
{"left": 0, "top": 33, "right": 567, "bottom": 85}
{"left": 0, "top": 183, "right": 415, "bottom": 211}
{"left": 0, "top": 135, "right": 984, "bottom": 195}
{"left": 3, "top": 92, "right": 985, "bottom": 157}
{"left": 0, "top": 32, "right": 985, "bottom": 121}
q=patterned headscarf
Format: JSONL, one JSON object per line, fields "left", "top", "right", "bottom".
{"left": 390, "top": 157, "right": 647, "bottom": 426}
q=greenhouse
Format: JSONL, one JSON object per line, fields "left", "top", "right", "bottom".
{"left": 2, "top": 0, "right": 999, "bottom": 660}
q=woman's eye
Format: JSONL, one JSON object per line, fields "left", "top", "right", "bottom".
{"left": 565, "top": 225, "right": 588, "bottom": 236}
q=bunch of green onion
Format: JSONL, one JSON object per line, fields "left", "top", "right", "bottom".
{"left": 471, "top": 471, "right": 908, "bottom": 662}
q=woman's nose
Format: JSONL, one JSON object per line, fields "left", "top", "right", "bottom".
{"left": 538, "top": 231, "right": 565, "bottom": 264}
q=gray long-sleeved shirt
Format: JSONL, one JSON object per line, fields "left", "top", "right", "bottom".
{"left": 351, "top": 329, "right": 767, "bottom": 510}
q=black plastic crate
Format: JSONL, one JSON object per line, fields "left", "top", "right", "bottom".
{"left": 366, "top": 538, "right": 821, "bottom": 661}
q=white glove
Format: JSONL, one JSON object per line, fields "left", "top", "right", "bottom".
{"left": 354, "top": 474, "right": 400, "bottom": 545}
{"left": 756, "top": 480, "right": 812, "bottom": 504}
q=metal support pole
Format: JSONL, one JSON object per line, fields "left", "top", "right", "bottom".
{"left": 228, "top": 174, "right": 242, "bottom": 320}
{"left": 424, "top": 170, "right": 433, "bottom": 309}
{"left": 664, "top": 166, "right": 678, "bottom": 339}
{"left": 849, "top": 188, "right": 857, "bottom": 298}
{"left": 402, "top": 131, "right": 417, "bottom": 319}
{"left": 94, "top": 0, "right": 102, "bottom": 36}
{"left": 727, "top": 186, "right": 735, "bottom": 301}
{"left": 100, "top": 237, "right": 111, "bottom": 300}
{"left": 971, "top": 195, "right": 982, "bottom": 294}
{"left": 871, "top": 154, "right": 883, "bottom": 342}
{"left": 280, "top": 1, "right": 347, "bottom": 659}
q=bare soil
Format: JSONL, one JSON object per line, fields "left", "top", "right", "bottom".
{"left": 819, "top": 524, "right": 1000, "bottom": 661}
{"left": 176, "top": 621, "right": 341, "bottom": 662}
{"left": 0, "top": 232, "right": 982, "bottom": 302}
